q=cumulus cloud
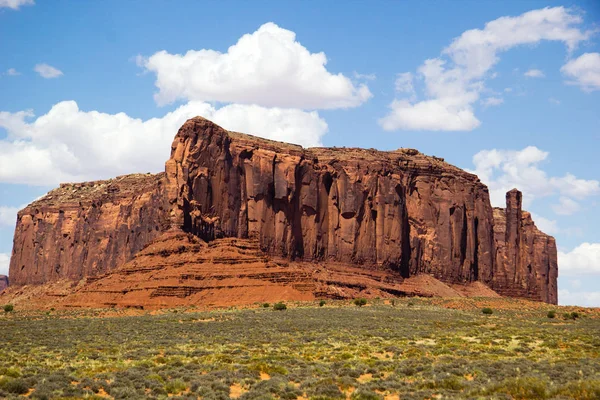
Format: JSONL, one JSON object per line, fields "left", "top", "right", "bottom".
{"left": 561, "top": 52, "right": 600, "bottom": 91}
{"left": 559, "top": 289, "right": 600, "bottom": 306}
{"left": 380, "top": 98, "right": 480, "bottom": 131}
{"left": 394, "top": 72, "right": 415, "bottom": 95}
{"left": 481, "top": 97, "right": 504, "bottom": 107}
{"left": 353, "top": 72, "right": 376, "bottom": 81}
{"left": 552, "top": 196, "right": 581, "bottom": 215}
{"left": 470, "top": 146, "right": 600, "bottom": 208}
{"left": 524, "top": 69, "right": 545, "bottom": 78}
{"left": 380, "top": 7, "right": 592, "bottom": 131}
{"left": 5, "top": 68, "right": 20, "bottom": 76}
{"left": 0, "top": 101, "right": 328, "bottom": 186}
{"left": 138, "top": 22, "right": 371, "bottom": 109}
{"left": 530, "top": 213, "right": 559, "bottom": 235}
{"left": 0, "top": 0, "right": 33, "bottom": 10}
{"left": 34, "top": 64, "right": 63, "bottom": 79}
{"left": 0, "top": 253, "right": 8, "bottom": 276}
{"left": 559, "top": 243, "right": 600, "bottom": 276}
{"left": 0, "top": 206, "right": 19, "bottom": 227}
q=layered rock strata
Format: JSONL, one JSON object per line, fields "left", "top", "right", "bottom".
{"left": 166, "top": 118, "right": 495, "bottom": 285}
{"left": 61, "top": 229, "right": 496, "bottom": 309}
{"left": 0, "top": 275, "right": 8, "bottom": 292}
{"left": 7, "top": 117, "right": 558, "bottom": 304}
{"left": 63, "top": 229, "right": 434, "bottom": 309}
{"left": 8, "top": 174, "right": 169, "bottom": 285}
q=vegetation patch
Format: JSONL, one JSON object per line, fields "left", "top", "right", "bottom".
{"left": 0, "top": 299, "right": 598, "bottom": 399}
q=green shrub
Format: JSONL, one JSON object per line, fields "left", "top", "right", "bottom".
{"left": 482, "top": 307, "right": 493, "bottom": 315}
{"left": 262, "top": 303, "right": 270, "bottom": 308}
{"left": 311, "top": 379, "right": 345, "bottom": 399}
{"left": 1, "top": 367, "right": 21, "bottom": 378}
{"left": 273, "top": 302, "right": 287, "bottom": 311}
{"left": 354, "top": 298, "right": 367, "bottom": 307}
{"left": 351, "top": 388, "right": 384, "bottom": 399}
{"left": 438, "top": 376, "right": 466, "bottom": 390}
{"left": 571, "top": 311, "right": 580, "bottom": 319}
{"left": 491, "top": 377, "right": 549, "bottom": 399}
{"left": 3, "top": 304, "right": 13, "bottom": 313}
{"left": 0, "top": 377, "right": 29, "bottom": 394}
{"left": 164, "top": 378, "right": 187, "bottom": 394}
{"left": 319, "top": 300, "right": 326, "bottom": 307}
{"left": 350, "top": 388, "right": 384, "bottom": 399}
{"left": 563, "top": 311, "right": 580, "bottom": 320}
{"left": 555, "top": 380, "right": 600, "bottom": 400}
{"left": 547, "top": 310, "right": 556, "bottom": 319}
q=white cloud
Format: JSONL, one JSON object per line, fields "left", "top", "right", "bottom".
{"left": 481, "top": 97, "right": 504, "bottom": 107}
{"left": 139, "top": 22, "right": 371, "bottom": 109}
{"left": 551, "top": 173, "right": 600, "bottom": 199}
{"left": 0, "top": 206, "right": 19, "bottom": 227}
{"left": 530, "top": 213, "right": 559, "bottom": 234}
{"left": 0, "top": 0, "right": 33, "bottom": 10}
{"left": 570, "top": 279, "right": 582, "bottom": 289}
{"left": 353, "top": 72, "right": 376, "bottom": 81}
{"left": 524, "top": 69, "right": 545, "bottom": 78}
{"left": 380, "top": 7, "right": 592, "bottom": 131}
{"left": 394, "top": 72, "right": 415, "bottom": 95}
{"left": 0, "top": 253, "right": 8, "bottom": 276}
{"left": 548, "top": 97, "right": 560, "bottom": 105}
{"left": 552, "top": 196, "right": 581, "bottom": 215}
{"left": 5, "top": 68, "right": 20, "bottom": 76}
{"left": 559, "top": 243, "right": 600, "bottom": 276}
{"left": 0, "top": 101, "right": 328, "bottom": 186}
{"left": 470, "top": 146, "right": 600, "bottom": 208}
{"left": 561, "top": 52, "right": 600, "bottom": 91}
{"left": 559, "top": 289, "right": 600, "bottom": 307}
{"left": 34, "top": 64, "right": 63, "bottom": 79}
{"left": 380, "top": 99, "right": 480, "bottom": 131}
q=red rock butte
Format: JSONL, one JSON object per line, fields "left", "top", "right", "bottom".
{"left": 4, "top": 117, "right": 558, "bottom": 308}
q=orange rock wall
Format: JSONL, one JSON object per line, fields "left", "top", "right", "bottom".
{"left": 492, "top": 190, "right": 558, "bottom": 304}
{"left": 166, "top": 118, "right": 495, "bottom": 285}
{"left": 8, "top": 174, "right": 170, "bottom": 285}
{"left": 7, "top": 117, "right": 558, "bottom": 304}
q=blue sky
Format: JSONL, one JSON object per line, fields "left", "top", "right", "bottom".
{"left": 1, "top": 0, "right": 599, "bottom": 305}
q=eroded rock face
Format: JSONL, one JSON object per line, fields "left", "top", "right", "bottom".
{"left": 492, "top": 190, "right": 558, "bottom": 304}
{"left": 0, "top": 275, "right": 8, "bottom": 292}
{"left": 7, "top": 117, "right": 558, "bottom": 304}
{"left": 8, "top": 174, "right": 170, "bottom": 286}
{"left": 166, "top": 117, "right": 495, "bottom": 286}
{"left": 61, "top": 230, "right": 498, "bottom": 310}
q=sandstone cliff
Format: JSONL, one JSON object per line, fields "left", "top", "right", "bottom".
{"left": 492, "top": 190, "right": 558, "bottom": 304}
{"left": 9, "top": 173, "right": 169, "bottom": 285}
{"left": 7, "top": 117, "right": 558, "bottom": 304}
{"left": 166, "top": 118, "right": 495, "bottom": 285}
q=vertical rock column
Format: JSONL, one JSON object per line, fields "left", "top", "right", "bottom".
{"left": 492, "top": 189, "right": 558, "bottom": 304}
